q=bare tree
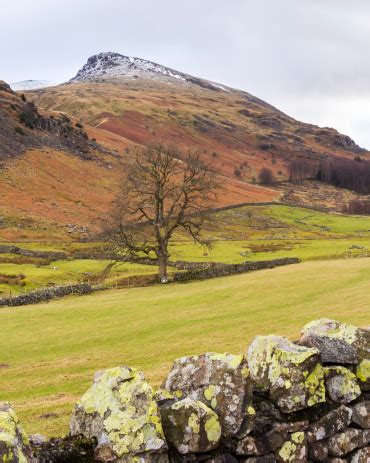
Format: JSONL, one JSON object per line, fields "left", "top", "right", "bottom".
{"left": 108, "top": 143, "right": 220, "bottom": 283}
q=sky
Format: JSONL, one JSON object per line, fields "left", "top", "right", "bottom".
{"left": 1, "top": 0, "right": 370, "bottom": 147}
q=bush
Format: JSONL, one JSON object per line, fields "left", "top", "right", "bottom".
{"left": 76, "top": 122, "right": 83, "bottom": 129}
{"left": 14, "top": 126, "right": 25, "bottom": 136}
{"left": 258, "top": 167, "right": 275, "bottom": 186}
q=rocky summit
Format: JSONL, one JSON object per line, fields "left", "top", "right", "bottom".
{"left": 1, "top": 318, "right": 369, "bottom": 462}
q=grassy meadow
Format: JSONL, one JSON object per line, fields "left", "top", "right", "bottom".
{"left": 0, "top": 203, "right": 370, "bottom": 437}
{"left": 2, "top": 204, "right": 370, "bottom": 296}
{"left": 0, "top": 259, "right": 369, "bottom": 436}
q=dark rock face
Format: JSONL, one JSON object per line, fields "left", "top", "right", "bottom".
{"left": 308, "top": 440, "right": 329, "bottom": 461}
{"left": 30, "top": 435, "right": 96, "bottom": 462}
{"left": 4, "top": 318, "right": 370, "bottom": 462}
{"left": 307, "top": 405, "right": 353, "bottom": 443}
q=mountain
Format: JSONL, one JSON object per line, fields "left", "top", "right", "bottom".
{"left": 70, "top": 52, "right": 231, "bottom": 92}
{"left": 1, "top": 52, "right": 369, "bottom": 239}
{"left": 10, "top": 80, "right": 58, "bottom": 91}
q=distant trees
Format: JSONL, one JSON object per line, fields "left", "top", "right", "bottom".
{"left": 289, "top": 159, "right": 316, "bottom": 184}
{"left": 344, "top": 200, "right": 370, "bottom": 215}
{"left": 258, "top": 167, "right": 275, "bottom": 186}
{"left": 316, "top": 158, "right": 370, "bottom": 194}
{"left": 107, "top": 143, "right": 220, "bottom": 283}
{"left": 288, "top": 156, "right": 370, "bottom": 195}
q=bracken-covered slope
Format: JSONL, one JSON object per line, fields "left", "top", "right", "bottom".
{"left": 2, "top": 52, "right": 370, "bottom": 239}
{"left": 31, "top": 52, "right": 368, "bottom": 179}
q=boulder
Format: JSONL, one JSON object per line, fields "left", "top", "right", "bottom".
{"left": 247, "top": 335, "right": 325, "bottom": 413}
{"left": 326, "top": 428, "right": 368, "bottom": 457}
{"left": 0, "top": 402, "right": 34, "bottom": 463}
{"left": 308, "top": 440, "right": 328, "bottom": 461}
{"left": 324, "top": 366, "right": 361, "bottom": 404}
{"left": 160, "top": 398, "right": 221, "bottom": 454}
{"left": 348, "top": 446, "right": 370, "bottom": 462}
{"left": 300, "top": 319, "right": 370, "bottom": 364}
{"left": 163, "top": 352, "right": 252, "bottom": 437}
{"left": 70, "top": 366, "right": 168, "bottom": 462}
{"left": 351, "top": 401, "right": 370, "bottom": 429}
{"left": 356, "top": 359, "right": 370, "bottom": 391}
{"left": 275, "top": 431, "right": 307, "bottom": 462}
{"left": 307, "top": 405, "right": 352, "bottom": 443}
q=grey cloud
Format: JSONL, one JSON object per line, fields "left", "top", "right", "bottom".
{"left": 1, "top": 0, "right": 370, "bottom": 147}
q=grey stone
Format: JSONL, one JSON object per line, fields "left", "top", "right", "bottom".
{"left": 348, "top": 446, "right": 370, "bottom": 463}
{"left": 275, "top": 431, "right": 307, "bottom": 462}
{"left": 236, "top": 436, "right": 268, "bottom": 456}
{"left": 324, "top": 366, "right": 361, "bottom": 404}
{"left": 300, "top": 319, "right": 370, "bottom": 364}
{"left": 163, "top": 352, "right": 253, "bottom": 437}
{"left": 160, "top": 398, "right": 221, "bottom": 454}
{"left": 247, "top": 335, "right": 325, "bottom": 413}
{"left": 70, "top": 366, "right": 168, "bottom": 463}
{"left": 326, "top": 428, "right": 368, "bottom": 457}
{"left": 0, "top": 402, "right": 34, "bottom": 463}
{"left": 351, "top": 401, "right": 370, "bottom": 429}
{"left": 308, "top": 441, "right": 328, "bottom": 461}
{"left": 307, "top": 405, "right": 352, "bottom": 443}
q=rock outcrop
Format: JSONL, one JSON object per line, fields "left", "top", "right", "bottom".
{"left": 5, "top": 318, "right": 370, "bottom": 462}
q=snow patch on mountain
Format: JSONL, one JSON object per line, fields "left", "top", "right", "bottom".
{"left": 70, "top": 52, "right": 229, "bottom": 92}
{"left": 10, "top": 80, "right": 58, "bottom": 91}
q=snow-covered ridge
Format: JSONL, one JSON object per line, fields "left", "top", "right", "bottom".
{"left": 10, "top": 80, "right": 58, "bottom": 91}
{"left": 70, "top": 52, "right": 229, "bottom": 92}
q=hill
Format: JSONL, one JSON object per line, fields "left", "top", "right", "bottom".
{"left": 1, "top": 52, "right": 370, "bottom": 237}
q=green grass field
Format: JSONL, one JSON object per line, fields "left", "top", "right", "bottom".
{"left": 2, "top": 205, "right": 370, "bottom": 295}
{"left": 0, "top": 258, "right": 369, "bottom": 437}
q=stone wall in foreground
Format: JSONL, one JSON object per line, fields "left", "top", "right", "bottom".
{"left": 1, "top": 318, "right": 369, "bottom": 462}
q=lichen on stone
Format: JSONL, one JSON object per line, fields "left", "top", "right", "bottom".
{"left": 70, "top": 366, "right": 167, "bottom": 460}
{"left": 0, "top": 402, "right": 33, "bottom": 463}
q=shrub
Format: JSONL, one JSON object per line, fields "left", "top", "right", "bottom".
{"left": 14, "top": 126, "right": 25, "bottom": 135}
{"left": 76, "top": 122, "right": 83, "bottom": 128}
{"left": 258, "top": 167, "right": 275, "bottom": 186}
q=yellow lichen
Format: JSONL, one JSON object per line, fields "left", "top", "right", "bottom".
{"left": 356, "top": 359, "right": 370, "bottom": 383}
{"left": 204, "top": 414, "right": 221, "bottom": 443}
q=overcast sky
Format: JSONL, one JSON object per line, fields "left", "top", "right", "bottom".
{"left": 1, "top": 0, "right": 370, "bottom": 147}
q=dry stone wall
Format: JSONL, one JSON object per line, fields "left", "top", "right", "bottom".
{"left": 1, "top": 318, "right": 369, "bottom": 462}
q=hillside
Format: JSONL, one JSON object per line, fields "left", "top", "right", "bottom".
{"left": 1, "top": 52, "right": 370, "bottom": 238}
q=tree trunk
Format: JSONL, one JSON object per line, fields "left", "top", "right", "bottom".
{"left": 158, "top": 249, "right": 168, "bottom": 284}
